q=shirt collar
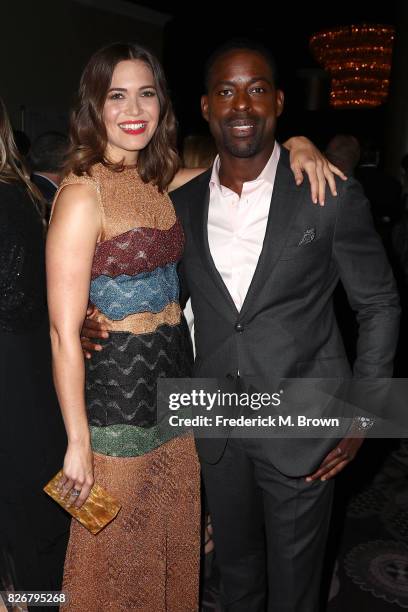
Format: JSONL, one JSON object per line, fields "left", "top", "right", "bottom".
{"left": 33, "top": 172, "right": 59, "bottom": 189}
{"left": 210, "top": 141, "right": 281, "bottom": 192}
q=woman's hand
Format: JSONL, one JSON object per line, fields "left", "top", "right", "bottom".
{"left": 283, "top": 136, "right": 347, "bottom": 205}
{"left": 59, "top": 440, "right": 94, "bottom": 509}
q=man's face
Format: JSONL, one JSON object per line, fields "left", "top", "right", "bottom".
{"left": 201, "top": 49, "right": 284, "bottom": 158}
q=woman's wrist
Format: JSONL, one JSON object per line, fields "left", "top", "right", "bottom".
{"left": 282, "top": 136, "right": 309, "bottom": 151}
{"left": 67, "top": 431, "right": 91, "bottom": 447}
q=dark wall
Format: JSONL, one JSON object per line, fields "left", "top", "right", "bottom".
{"left": 2, "top": 0, "right": 166, "bottom": 138}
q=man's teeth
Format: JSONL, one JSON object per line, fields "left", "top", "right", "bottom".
{"left": 120, "top": 123, "right": 146, "bottom": 129}
{"left": 232, "top": 125, "right": 253, "bottom": 129}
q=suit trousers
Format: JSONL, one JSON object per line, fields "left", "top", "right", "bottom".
{"left": 200, "top": 436, "right": 334, "bottom": 612}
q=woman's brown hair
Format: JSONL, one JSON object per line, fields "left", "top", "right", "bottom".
{"left": 0, "top": 96, "right": 44, "bottom": 213}
{"left": 64, "top": 42, "right": 180, "bottom": 192}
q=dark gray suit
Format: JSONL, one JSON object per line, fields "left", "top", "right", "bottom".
{"left": 170, "top": 147, "right": 400, "bottom": 611}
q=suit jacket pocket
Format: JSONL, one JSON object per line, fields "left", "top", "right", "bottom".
{"left": 279, "top": 238, "right": 325, "bottom": 261}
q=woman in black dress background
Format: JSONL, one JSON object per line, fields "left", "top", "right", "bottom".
{"left": 0, "top": 97, "right": 69, "bottom": 594}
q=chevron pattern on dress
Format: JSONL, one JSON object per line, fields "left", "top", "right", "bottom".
{"left": 88, "top": 302, "right": 182, "bottom": 336}
{"left": 91, "top": 221, "right": 184, "bottom": 279}
{"left": 89, "top": 263, "right": 179, "bottom": 319}
{"left": 86, "top": 322, "right": 193, "bottom": 429}
{"left": 89, "top": 421, "right": 182, "bottom": 456}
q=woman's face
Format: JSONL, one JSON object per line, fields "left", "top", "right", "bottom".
{"left": 103, "top": 59, "right": 160, "bottom": 164}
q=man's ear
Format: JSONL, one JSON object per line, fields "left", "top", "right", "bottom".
{"left": 276, "top": 90, "right": 284, "bottom": 117}
{"left": 201, "top": 95, "right": 209, "bottom": 122}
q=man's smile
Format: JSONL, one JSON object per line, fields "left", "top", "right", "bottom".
{"left": 226, "top": 118, "right": 258, "bottom": 137}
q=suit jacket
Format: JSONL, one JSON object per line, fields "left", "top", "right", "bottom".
{"left": 31, "top": 173, "right": 57, "bottom": 207}
{"left": 170, "top": 147, "right": 400, "bottom": 475}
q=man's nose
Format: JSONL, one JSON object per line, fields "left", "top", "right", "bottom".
{"left": 233, "top": 90, "right": 251, "bottom": 111}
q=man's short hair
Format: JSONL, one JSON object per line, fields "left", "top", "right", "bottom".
{"left": 29, "top": 131, "right": 68, "bottom": 173}
{"left": 204, "top": 39, "right": 279, "bottom": 92}
{"left": 325, "top": 134, "right": 361, "bottom": 175}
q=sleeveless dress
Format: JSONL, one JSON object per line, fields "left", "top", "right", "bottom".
{"left": 56, "top": 164, "right": 200, "bottom": 611}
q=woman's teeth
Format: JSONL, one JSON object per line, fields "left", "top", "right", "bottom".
{"left": 119, "top": 122, "right": 146, "bottom": 130}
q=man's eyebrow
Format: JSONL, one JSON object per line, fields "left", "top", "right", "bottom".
{"left": 248, "top": 76, "right": 273, "bottom": 85}
{"left": 213, "top": 77, "right": 273, "bottom": 87}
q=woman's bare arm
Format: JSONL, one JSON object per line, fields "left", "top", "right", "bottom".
{"left": 168, "top": 167, "right": 207, "bottom": 192}
{"left": 46, "top": 183, "right": 101, "bottom": 508}
{"left": 168, "top": 138, "right": 347, "bottom": 204}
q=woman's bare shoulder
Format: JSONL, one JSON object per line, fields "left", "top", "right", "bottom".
{"left": 50, "top": 182, "right": 101, "bottom": 226}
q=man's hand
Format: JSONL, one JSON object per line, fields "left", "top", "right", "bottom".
{"left": 283, "top": 136, "right": 347, "bottom": 206}
{"left": 81, "top": 307, "right": 110, "bottom": 358}
{"left": 204, "top": 514, "right": 214, "bottom": 555}
{"left": 305, "top": 437, "right": 364, "bottom": 482}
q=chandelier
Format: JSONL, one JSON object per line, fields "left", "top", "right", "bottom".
{"left": 309, "top": 24, "right": 395, "bottom": 108}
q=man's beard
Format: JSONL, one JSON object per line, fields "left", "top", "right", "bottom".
{"left": 219, "top": 123, "right": 264, "bottom": 158}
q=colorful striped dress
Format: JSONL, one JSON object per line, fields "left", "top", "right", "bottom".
{"left": 57, "top": 163, "right": 200, "bottom": 611}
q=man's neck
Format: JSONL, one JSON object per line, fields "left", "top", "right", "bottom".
{"left": 218, "top": 143, "right": 275, "bottom": 196}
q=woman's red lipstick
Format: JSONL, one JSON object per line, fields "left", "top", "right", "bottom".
{"left": 119, "top": 121, "right": 147, "bottom": 135}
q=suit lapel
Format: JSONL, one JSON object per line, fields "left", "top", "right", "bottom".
{"left": 240, "top": 150, "right": 303, "bottom": 318}
{"left": 189, "top": 149, "right": 303, "bottom": 318}
{"left": 189, "top": 171, "right": 239, "bottom": 315}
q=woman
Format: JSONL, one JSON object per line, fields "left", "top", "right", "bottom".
{"left": 0, "top": 97, "right": 69, "bottom": 596}
{"left": 47, "top": 43, "right": 203, "bottom": 612}
{"left": 47, "top": 42, "right": 343, "bottom": 611}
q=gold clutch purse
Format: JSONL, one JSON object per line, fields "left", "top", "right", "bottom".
{"left": 43, "top": 470, "right": 121, "bottom": 535}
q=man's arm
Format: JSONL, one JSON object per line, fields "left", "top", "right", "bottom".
{"left": 333, "top": 178, "right": 400, "bottom": 378}
{"left": 173, "top": 197, "right": 191, "bottom": 309}
{"left": 178, "top": 256, "right": 191, "bottom": 310}
{"left": 307, "top": 178, "right": 400, "bottom": 482}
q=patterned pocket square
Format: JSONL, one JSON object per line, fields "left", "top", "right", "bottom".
{"left": 298, "top": 228, "right": 316, "bottom": 246}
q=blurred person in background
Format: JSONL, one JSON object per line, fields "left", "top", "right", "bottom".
{"left": 356, "top": 140, "right": 403, "bottom": 253}
{"left": 392, "top": 153, "right": 408, "bottom": 287}
{"left": 12, "top": 129, "right": 31, "bottom": 158}
{"left": 0, "top": 97, "right": 69, "bottom": 600}
{"left": 29, "top": 132, "right": 68, "bottom": 218}
{"left": 325, "top": 133, "right": 361, "bottom": 177}
{"left": 182, "top": 132, "right": 217, "bottom": 169}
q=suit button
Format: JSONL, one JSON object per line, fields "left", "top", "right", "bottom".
{"left": 235, "top": 323, "right": 244, "bottom": 333}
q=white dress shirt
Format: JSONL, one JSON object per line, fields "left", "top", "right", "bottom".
{"left": 208, "top": 142, "right": 281, "bottom": 311}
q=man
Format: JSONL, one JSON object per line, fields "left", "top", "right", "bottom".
{"left": 81, "top": 42, "right": 400, "bottom": 611}
{"left": 169, "top": 42, "right": 399, "bottom": 611}
{"left": 325, "top": 133, "right": 361, "bottom": 176}
{"left": 29, "top": 131, "right": 67, "bottom": 216}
